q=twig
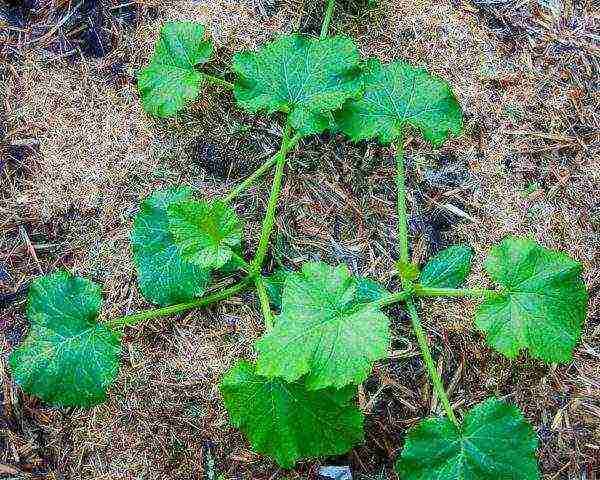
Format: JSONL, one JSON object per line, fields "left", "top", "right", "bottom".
{"left": 19, "top": 226, "right": 43, "bottom": 275}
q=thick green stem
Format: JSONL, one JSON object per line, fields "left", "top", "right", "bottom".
{"left": 395, "top": 137, "right": 458, "bottom": 426}
{"left": 396, "top": 140, "right": 409, "bottom": 266}
{"left": 320, "top": 0, "right": 336, "bottom": 39}
{"left": 251, "top": 125, "right": 293, "bottom": 271}
{"left": 406, "top": 299, "right": 459, "bottom": 427}
{"left": 107, "top": 278, "right": 252, "bottom": 329}
{"left": 223, "top": 133, "right": 302, "bottom": 204}
{"left": 204, "top": 73, "right": 234, "bottom": 90}
{"left": 255, "top": 276, "right": 274, "bottom": 331}
{"left": 415, "top": 286, "right": 494, "bottom": 299}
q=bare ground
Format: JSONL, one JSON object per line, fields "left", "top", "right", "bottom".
{"left": 1, "top": 0, "right": 599, "bottom": 479}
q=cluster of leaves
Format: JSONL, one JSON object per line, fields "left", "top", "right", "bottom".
{"left": 8, "top": 14, "right": 589, "bottom": 480}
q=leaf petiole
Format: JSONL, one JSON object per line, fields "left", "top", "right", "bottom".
{"left": 203, "top": 73, "right": 234, "bottom": 90}
{"left": 406, "top": 299, "right": 459, "bottom": 427}
{"left": 395, "top": 137, "right": 459, "bottom": 427}
{"left": 251, "top": 124, "right": 293, "bottom": 272}
{"left": 370, "top": 289, "right": 413, "bottom": 308}
{"left": 415, "top": 286, "right": 494, "bottom": 298}
{"left": 395, "top": 139, "right": 410, "bottom": 267}
{"left": 106, "top": 277, "right": 253, "bottom": 329}
{"left": 223, "top": 133, "right": 302, "bottom": 204}
{"left": 255, "top": 275, "right": 274, "bottom": 331}
{"left": 320, "top": 0, "right": 336, "bottom": 39}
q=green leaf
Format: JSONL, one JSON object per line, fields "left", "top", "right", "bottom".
{"left": 263, "top": 270, "right": 389, "bottom": 312}
{"left": 233, "top": 34, "right": 363, "bottom": 136}
{"left": 263, "top": 268, "right": 293, "bottom": 310}
{"left": 131, "top": 187, "right": 211, "bottom": 306}
{"left": 420, "top": 245, "right": 473, "bottom": 288}
{"left": 475, "top": 236, "right": 587, "bottom": 363}
{"left": 220, "top": 361, "right": 364, "bottom": 468}
{"left": 353, "top": 276, "right": 391, "bottom": 304}
{"left": 9, "top": 272, "right": 121, "bottom": 407}
{"left": 138, "top": 22, "right": 213, "bottom": 117}
{"left": 167, "top": 199, "right": 243, "bottom": 269}
{"left": 396, "top": 398, "right": 540, "bottom": 480}
{"left": 256, "top": 262, "right": 390, "bottom": 390}
{"left": 218, "top": 246, "right": 247, "bottom": 275}
{"left": 335, "top": 58, "right": 463, "bottom": 147}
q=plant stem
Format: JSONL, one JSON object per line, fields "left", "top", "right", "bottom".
{"left": 415, "top": 286, "right": 494, "bottom": 298}
{"left": 107, "top": 278, "right": 252, "bottom": 329}
{"left": 204, "top": 73, "right": 234, "bottom": 90}
{"left": 406, "top": 299, "right": 459, "bottom": 427}
{"left": 255, "top": 275, "right": 274, "bottom": 331}
{"left": 394, "top": 137, "right": 458, "bottom": 427}
{"left": 371, "top": 289, "right": 412, "bottom": 308}
{"left": 251, "top": 124, "right": 293, "bottom": 271}
{"left": 396, "top": 140, "right": 410, "bottom": 265}
{"left": 223, "top": 133, "right": 302, "bottom": 204}
{"left": 320, "top": 0, "right": 336, "bottom": 39}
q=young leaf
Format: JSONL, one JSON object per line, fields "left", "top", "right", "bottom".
{"left": 256, "top": 262, "right": 390, "bottom": 390}
{"left": 396, "top": 398, "right": 540, "bottom": 480}
{"left": 396, "top": 260, "right": 421, "bottom": 282}
{"left": 233, "top": 35, "right": 362, "bottom": 136}
{"left": 220, "top": 361, "right": 364, "bottom": 468}
{"left": 353, "top": 276, "right": 391, "bottom": 304}
{"left": 475, "top": 236, "right": 587, "bottom": 363}
{"left": 9, "top": 272, "right": 121, "bottom": 407}
{"left": 131, "top": 187, "right": 211, "bottom": 306}
{"left": 335, "top": 58, "right": 463, "bottom": 147}
{"left": 420, "top": 245, "right": 473, "bottom": 288}
{"left": 138, "top": 22, "right": 213, "bottom": 117}
{"left": 167, "top": 199, "right": 243, "bottom": 269}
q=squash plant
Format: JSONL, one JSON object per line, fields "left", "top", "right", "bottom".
{"left": 9, "top": 1, "right": 588, "bottom": 477}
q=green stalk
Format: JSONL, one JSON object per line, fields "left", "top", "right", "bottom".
{"left": 107, "top": 127, "right": 297, "bottom": 333}
{"left": 396, "top": 140, "right": 409, "bottom": 265}
{"left": 251, "top": 124, "right": 293, "bottom": 271}
{"left": 204, "top": 73, "right": 234, "bottom": 90}
{"left": 395, "top": 138, "right": 459, "bottom": 427}
{"left": 223, "top": 133, "right": 302, "bottom": 204}
{"left": 320, "top": 0, "right": 336, "bottom": 39}
{"left": 415, "top": 286, "right": 494, "bottom": 299}
{"left": 255, "top": 275, "right": 274, "bottom": 331}
{"left": 406, "top": 299, "right": 459, "bottom": 427}
{"left": 107, "top": 278, "right": 252, "bottom": 329}
{"left": 371, "top": 289, "right": 412, "bottom": 308}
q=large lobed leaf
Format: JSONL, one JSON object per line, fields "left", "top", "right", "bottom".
{"left": 336, "top": 58, "right": 463, "bottom": 147}
{"left": 9, "top": 272, "right": 121, "bottom": 407}
{"left": 167, "top": 199, "right": 243, "bottom": 270}
{"left": 396, "top": 398, "right": 540, "bottom": 480}
{"left": 220, "top": 361, "right": 364, "bottom": 468}
{"left": 475, "top": 236, "right": 587, "bottom": 363}
{"left": 233, "top": 34, "right": 363, "bottom": 136}
{"left": 131, "top": 187, "right": 211, "bottom": 306}
{"left": 256, "top": 262, "right": 390, "bottom": 390}
{"left": 138, "top": 22, "right": 213, "bottom": 117}
{"left": 263, "top": 267, "right": 390, "bottom": 312}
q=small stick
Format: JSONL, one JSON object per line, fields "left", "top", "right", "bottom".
{"left": 19, "top": 226, "right": 43, "bottom": 275}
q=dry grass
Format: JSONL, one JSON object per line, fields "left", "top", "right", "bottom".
{"left": 1, "top": 0, "right": 599, "bottom": 478}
